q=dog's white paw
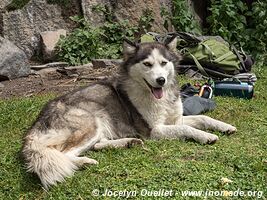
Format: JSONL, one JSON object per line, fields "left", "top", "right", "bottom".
{"left": 220, "top": 124, "right": 237, "bottom": 134}
{"left": 197, "top": 132, "right": 219, "bottom": 144}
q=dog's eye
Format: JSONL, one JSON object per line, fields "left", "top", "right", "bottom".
{"left": 143, "top": 62, "right": 152, "bottom": 67}
{"left": 161, "top": 61, "right": 168, "bottom": 66}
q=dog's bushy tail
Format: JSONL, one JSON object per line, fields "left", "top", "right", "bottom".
{"left": 22, "top": 134, "right": 77, "bottom": 189}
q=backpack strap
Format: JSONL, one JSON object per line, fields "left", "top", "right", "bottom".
{"left": 187, "top": 51, "right": 209, "bottom": 77}
{"left": 231, "top": 45, "right": 248, "bottom": 72}
{"left": 176, "top": 31, "right": 202, "bottom": 44}
{"left": 204, "top": 68, "right": 233, "bottom": 78}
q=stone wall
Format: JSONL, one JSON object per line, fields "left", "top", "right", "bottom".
{"left": 82, "top": 0, "right": 173, "bottom": 32}
{"left": 0, "top": 0, "right": 205, "bottom": 60}
{"left": 0, "top": 0, "right": 175, "bottom": 59}
{"left": 0, "top": 0, "right": 81, "bottom": 58}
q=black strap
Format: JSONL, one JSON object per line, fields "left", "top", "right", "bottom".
{"left": 204, "top": 68, "right": 234, "bottom": 78}
{"left": 231, "top": 45, "right": 248, "bottom": 72}
{"left": 175, "top": 31, "right": 202, "bottom": 45}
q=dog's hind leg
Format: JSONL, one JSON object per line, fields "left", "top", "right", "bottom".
{"left": 93, "top": 138, "right": 144, "bottom": 150}
{"left": 183, "top": 115, "right": 236, "bottom": 134}
{"left": 63, "top": 131, "right": 101, "bottom": 168}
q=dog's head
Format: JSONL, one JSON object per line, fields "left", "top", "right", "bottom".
{"left": 121, "top": 37, "right": 180, "bottom": 99}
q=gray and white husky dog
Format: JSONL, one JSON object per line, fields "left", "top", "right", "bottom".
{"left": 22, "top": 37, "right": 236, "bottom": 189}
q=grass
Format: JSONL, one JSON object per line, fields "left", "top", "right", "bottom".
{"left": 0, "top": 67, "right": 266, "bottom": 200}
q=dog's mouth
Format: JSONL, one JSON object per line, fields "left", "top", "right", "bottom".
{"left": 144, "top": 79, "right": 163, "bottom": 99}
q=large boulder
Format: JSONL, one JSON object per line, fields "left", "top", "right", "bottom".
{"left": 0, "top": 0, "right": 11, "bottom": 35}
{"left": 113, "top": 0, "right": 172, "bottom": 32}
{"left": 0, "top": 0, "right": 11, "bottom": 10}
{"left": 0, "top": 37, "right": 30, "bottom": 80}
{"left": 82, "top": 0, "right": 173, "bottom": 33}
{"left": 1, "top": 0, "right": 81, "bottom": 58}
{"left": 81, "top": 0, "right": 109, "bottom": 26}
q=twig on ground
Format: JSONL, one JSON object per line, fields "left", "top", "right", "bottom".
{"left": 77, "top": 76, "right": 108, "bottom": 81}
{"left": 30, "top": 62, "right": 69, "bottom": 70}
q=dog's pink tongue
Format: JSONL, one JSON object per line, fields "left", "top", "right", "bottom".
{"left": 151, "top": 87, "right": 163, "bottom": 99}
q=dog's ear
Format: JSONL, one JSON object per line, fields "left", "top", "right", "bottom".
{"left": 165, "top": 35, "right": 177, "bottom": 52}
{"left": 123, "top": 39, "right": 137, "bottom": 59}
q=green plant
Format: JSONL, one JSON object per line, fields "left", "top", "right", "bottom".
{"left": 91, "top": 4, "right": 114, "bottom": 23}
{"left": 5, "top": 0, "right": 30, "bottom": 11}
{"left": 93, "top": 5, "right": 154, "bottom": 44}
{"left": 247, "top": 1, "right": 267, "bottom": 63}
{"left": 137, "top": 9, "right": 155, "bottom": 35}
{"left": 56, "top": 15, "right": 136, "bottom": 65}
{"left": 101, "top": 20, "right": 136, "bottom": 45}
{"left": 206, "top": 0, "right": 267, "bottom": 64}
{"left": 57, "top": 6, "right": 155, "bottom": 65}
{"left": 171, "top": 0, "right": 201, "bottom": 34}
{"left": 56, "top": 16, "right": 104, "bottom": 65}
{"left": 160, "top": 6, "right": 172, "bottom": 31}
{"left": 207, "top": 0, "right": 248, "bottom": 47}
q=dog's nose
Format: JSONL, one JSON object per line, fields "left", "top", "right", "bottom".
{"left": 156, "top": 77, "right": 165, "bottom": 86}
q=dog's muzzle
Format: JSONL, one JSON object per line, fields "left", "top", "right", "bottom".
{"left": 144, "top": 79, "right": 164, "bottom": 99}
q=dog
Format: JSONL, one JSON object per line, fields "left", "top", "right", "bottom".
{"left": 22, "top": 37, "right": 236, "bottom": 189}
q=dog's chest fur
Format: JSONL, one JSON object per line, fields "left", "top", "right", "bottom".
{"left": 123, "top": 79, "right": 183, "bottom": 129}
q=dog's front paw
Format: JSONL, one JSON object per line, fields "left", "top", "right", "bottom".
{"left": 221, "top": 124, "right": 237, "bottom": 135}
{"left": 197, "top": 132, "right": 219, "bottom": 144}
{"left": 127, "top": 138, "right": 144, "bottom": 147}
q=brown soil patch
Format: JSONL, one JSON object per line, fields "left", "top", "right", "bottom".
{"left": 0, "top": 66, "right": 118, "bottom": 99}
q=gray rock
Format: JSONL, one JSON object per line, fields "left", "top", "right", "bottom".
{"left": 0, "top": 0, "right": 11, "bottom": 10}
{"left": 113, "top": 0, "right": 171, "bottom": 32}
{"left": 40, "top": 29, "right": 67, "bottom": 61}
{"left": 81, "top": 0, "right": 110, "bottom": 26}
{"left": 92, "top": 59, "right": 122, "bottom": 68}
{"left": 1, "top": 0, "right": 79, "bottom": 58}
{"left": 82, "top": 0, "right": 173, "bottom": 33}
{"left": 0, "top": 37, "right": 30, "bottom": 79}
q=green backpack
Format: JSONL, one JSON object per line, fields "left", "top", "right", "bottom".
{"left": 141, "top": 32, "right": 252, "bottom": 79}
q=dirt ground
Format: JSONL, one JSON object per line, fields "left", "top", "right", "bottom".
{"left": 0, "top": 65, "right": 118, "bottom": 99}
